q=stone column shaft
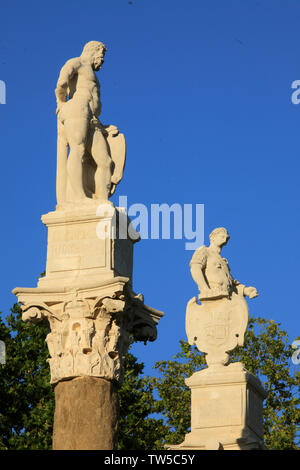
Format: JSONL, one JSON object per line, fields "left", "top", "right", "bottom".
{"left": 52, "top": 377, "right": 119, "bottom": 450}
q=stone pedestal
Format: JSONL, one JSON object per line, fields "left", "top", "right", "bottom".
{"left": 38, "top": 204, "right": 137, "bottom": 289}
{"left": 167, "top": 363, "right": 267, "bottom": 450}
{"left": 13, "top": 204, "right": 163, "bottom": 449}
{"left": 52, "top": 377, "right": 119, "bottom": 450}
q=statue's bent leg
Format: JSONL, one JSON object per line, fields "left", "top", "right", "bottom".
{"left": 63, "top": 118, "right": 89, "bottom": 201}
{"left": 90, "top": 128, "right": 113, "bottom": 201}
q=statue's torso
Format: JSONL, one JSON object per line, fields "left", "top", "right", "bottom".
{"left": 68, "top": 63, "right": 101, "bottom": 117}
{"left": 191, "top": 246, "right": 234, "bottom": 294}
{"left": 205, "top": 248, "right": 233, "bottom": 293}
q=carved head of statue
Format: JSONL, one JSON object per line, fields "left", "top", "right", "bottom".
{"left": 81, "top": 41, "right": 107, "bottom": 71}
{"left": 209, "top": 227, "right": 230, "bottom": 248}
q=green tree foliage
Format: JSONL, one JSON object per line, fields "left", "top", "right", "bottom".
{"left": 0, "top": 305, "right": 166, "bottom": 450}
{"left": 117, "top": 348, "right": 167, "bottom": 450}
{"left": 0, "top": 305, "right": 299, "bottom": 450}
{"left": 0, "top": 304, "right": 54, "bottom": 450}
{"left": 152, "top": 317, "right": 300, "bottom": 450}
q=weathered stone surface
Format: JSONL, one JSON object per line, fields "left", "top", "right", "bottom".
{"left": 38, "top": 205, "right": 138, "bottom": 288}
{"left": 52, "top": 376, "right": 119, "bottom": 450}
{"left": 167, "top": 364, "right": 267, "bottom": 450}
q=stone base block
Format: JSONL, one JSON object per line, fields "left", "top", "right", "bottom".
{"left": 38, "top": 204, "right": 139, "bottom": 289}
{"left": 52, "top": 376, "right": 119, "bottom": 450}
{"left": 167, "top": 363, "right": 267, "bottom": 450}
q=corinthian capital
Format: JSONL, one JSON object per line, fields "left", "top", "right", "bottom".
{"left": 13, "top": 277, "right": 163, "bottom": 385}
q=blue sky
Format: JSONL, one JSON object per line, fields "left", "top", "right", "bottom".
{"left": 0, "top": 0, "right": 299, "bottom": 376}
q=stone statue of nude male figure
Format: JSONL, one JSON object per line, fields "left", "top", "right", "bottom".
{"left": 55, "top": 41, "right": 126, "bottom": 206}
